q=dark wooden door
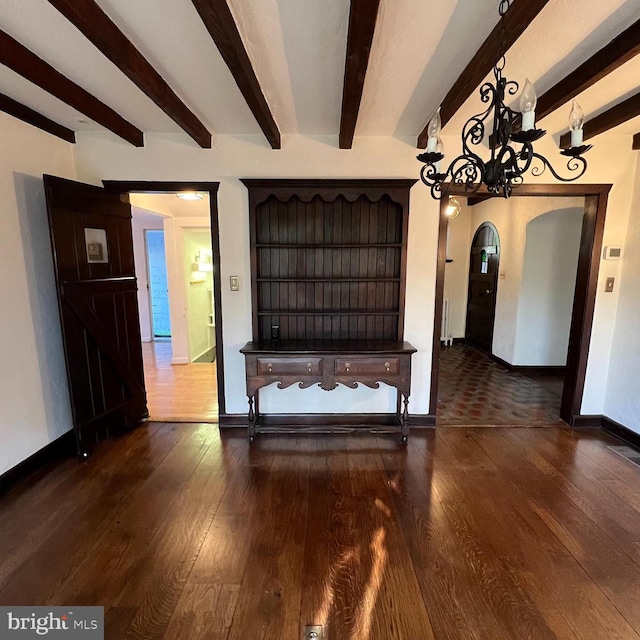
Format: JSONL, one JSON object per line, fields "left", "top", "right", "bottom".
{"left": 466, "top": 222, "right": 500, "bottom": 352}
{"left": 44, "top": 175, "right": 147, "bottom": 456}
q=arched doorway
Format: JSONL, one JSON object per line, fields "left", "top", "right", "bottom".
{"left": 466, "top": 222, "right": 500, "bottom": 352}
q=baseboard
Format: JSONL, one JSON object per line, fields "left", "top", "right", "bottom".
{"left": 602, "top": 416, "right": 640, "bottom": 449}
{"left": 218, "top": 414, "right": 247, "bottom": 427}
{"left": 408, "top": 414, "right": 436, "bottom": 427}
{"left": 452, "top": 338, "right": 466, "bottom": 345}
{"left": 571, "top": 414, "right": 603, "bottom": 428}
{"left": 171, "top": 357, "right": 190, "bottom": 365}
{"left": 219, "top": 412, "right": 435, "bottom": 430}
{"left": 193, "top": 347, "right": 216, "bottom": 364}
{"left": 489, "top": 354, "right": 566, "bottom": 376}
{"left": 0, "top": 430, "right": 75, "bottom": 495}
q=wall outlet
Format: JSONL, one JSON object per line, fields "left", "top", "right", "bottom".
{"left": 230, "top": 275, "right": 239, "bottom": 291}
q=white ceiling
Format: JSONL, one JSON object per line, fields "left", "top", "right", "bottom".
{"left": 130, "top": 192, "right": 210, "bottom": 218}
{"left": 0, "top": 0, "right": 639, "bottom": 145}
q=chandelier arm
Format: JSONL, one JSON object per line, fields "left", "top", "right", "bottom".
{"left": 512, "top": 143, "right": 534, "bottom": 176}
{"left": 449, "top": 155, "right": 485, "bottom": 193}
{"left": 416, "top": 0, "right": 592, "bottom": 200}
{"left": 529, "top": 153, "right": 588, "bottom": 182}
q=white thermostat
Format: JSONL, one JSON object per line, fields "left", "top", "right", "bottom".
{"left": 603, "top": 246, "right": 623, "bottom": 260}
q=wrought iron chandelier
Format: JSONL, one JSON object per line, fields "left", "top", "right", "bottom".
{"left": 417, "top": 0, "right": 592, "bottom": 199}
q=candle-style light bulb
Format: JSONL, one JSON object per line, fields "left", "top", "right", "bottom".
{"left": 519, "top": 79, "right": 537, "bottom": 131}
{"left": 435, "top": 136, "right": 444, "bottom": 172}
{"left": 569, "top": 100, "right": 585, "bottom": 147}
{"left": 426, "top": 107, "right": 442, "bottom": 152}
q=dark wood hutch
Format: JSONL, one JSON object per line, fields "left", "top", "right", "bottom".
{"left": 240, "top": 179, "right": 417, "bottom": 441}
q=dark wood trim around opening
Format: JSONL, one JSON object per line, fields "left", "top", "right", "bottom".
{"left": 103, "top": 180, "right": 226, "bottom": 415}
{"left": 430, "top": 183, "right": 612, "bottom": 426}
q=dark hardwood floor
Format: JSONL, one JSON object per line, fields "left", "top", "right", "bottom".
{"left": 1, "top": 423, "right": 640, "bottom": 639}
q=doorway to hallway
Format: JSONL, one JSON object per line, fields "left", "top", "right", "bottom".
{"left": 124, "top": 185, "right": 223, "bottom": 423}
{"left": 433, "top": 187, "right": 604, "bottom": 426}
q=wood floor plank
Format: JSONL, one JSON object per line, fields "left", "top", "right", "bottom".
{"left": 298, "top": 437, "right": 354, "bottom": 639}
{"left": 436, "top": 429, "right": 639, "bottom": 640}
{"left": 470, "top": 428, "right": 640, "bottom": 634}
{"left": 189, "top": 515, "right": 253, "bottom": 585}
{"left": 2, "top": 425, "right": 640, "bottom": 639}
{"left": 379, "top": 432, "right": 509, "bottom": 639}
{"left": 510, "top": 428, "right": 640, "bottom": 565}
{"left": 345, "top": 436, "right": 436, "bottom": 640}
{"left": 115, "top": 436, "right": 228, "bottom": 638}
{"left": 162, "top": 583, "right": 240, "bottom": 640}
{"left": 0, "top": 423, "right": 187, "bottom": 603}
{"left": 142, "top": 342, "right": 218, "bottom": 422}
{"left": 226, "top": 437, "right": 311, "bottom": 640}
{"left": 35, "top": 424, "right": 218, "bottom": 608}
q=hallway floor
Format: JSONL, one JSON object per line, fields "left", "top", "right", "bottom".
{"left": 142, "top": 341, "right": 218, "bottom": 422}
{"left": 438, "top": 344, "right": 565, "bottom": 426}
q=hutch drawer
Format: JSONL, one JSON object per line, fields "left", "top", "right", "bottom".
{"left": 256, "top": 356, "right": 323, "bottom": 376}
{"left": 334, "top": 357, "right": 400, "bottom": 376}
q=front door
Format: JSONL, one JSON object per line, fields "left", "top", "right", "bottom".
{"left": 44, "top": 175, "right": 147, "bottom": 456}
{"left": 465, "top": 222, "right": 500, "bottom": 352}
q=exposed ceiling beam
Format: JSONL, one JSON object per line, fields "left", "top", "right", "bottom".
{"left": 339, "top": 0, "right": 381, "bottom": 149}
{"left": 417, "top": 0, "right": 551, "bottom": 148}
{"left": 0, "top": 29, "right": 143, "bottom": 146}
{"left": 0, "top": 92, "right": 75, "bottom": 143}
{"left": 191, "top": 0, "right": 281, "bottom": 149}
{"left": 633, "top": 132, "right": 640, "bottom": 150}
{"left": 490, "top": 17, "right": 640, "bottom": 147}
{"left": 560, "top": 91, "right": 640, "bottom": 148}
{"left": 47, "top": 0, "right": 211, "bottom": 149}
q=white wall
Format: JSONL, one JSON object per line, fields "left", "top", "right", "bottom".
{"left": 513, "top": 208, "right": 583, "bottom": 366}
{"left": 183, "top": 228, "right": 214, "bottom": 361}
{"left": 605, "top": 159, "right": 640, "bottom": 433}
{"left": 468, "top": 196, "right": 584, "bottom": 363}
{"left": 72, "top": 131, "right": 636, "bottom": 418}
{"left": 0, "top": 113, "right": 76, "bottom": 475}
{"left": 74, "top": 134, "right": 437, "bottom": 415}
{"left": 131, "top": 209, "right": 165, "bottom": 342}
{"left": 442, "top": 202, "right": 472, "bottom": 338}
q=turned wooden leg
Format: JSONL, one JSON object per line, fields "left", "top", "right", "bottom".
{"left": 247, "top": 395, "right": 256, "bottom": 443}
{"left": 401, "top": 395, "right": 410, "bottom": 443}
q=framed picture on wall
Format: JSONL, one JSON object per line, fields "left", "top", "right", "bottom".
{"left": 84, "top": 228, "right": 109, "bottom": 264}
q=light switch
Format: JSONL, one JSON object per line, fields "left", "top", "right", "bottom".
{"left": 230, "top": 276, "right": 239, "bottom": 291}
{"left": 605, "top": 277, "right": 615, "bottom": 293}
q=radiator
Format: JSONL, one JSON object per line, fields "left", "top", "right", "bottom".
{"left": 441, "top": 297, "right": 453, "bottom": 346}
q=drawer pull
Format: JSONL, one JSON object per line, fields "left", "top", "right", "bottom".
{"left": 345, "top": 362, "right": 350, "bottom": 372}
{"left": 307, "top": 363, "right": 312, "bottom": 372}
{"left": 385, "top": 362, "right": 390, "bottom": 372}
{"left": 267, "top": 363, "right": 273, "bottom": 372}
